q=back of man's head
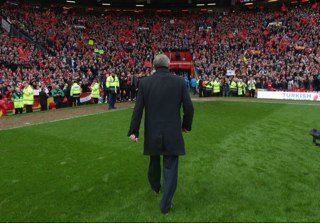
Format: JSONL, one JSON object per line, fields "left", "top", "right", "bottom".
{"left": 153, "top": 54, "right": 170, "bottom": 70}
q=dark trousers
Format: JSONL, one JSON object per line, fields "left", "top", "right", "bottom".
{"left": 15, "top": 108, "right": 23, "bottom": 114}
{"left": 249, "top": 89, "right": 255, "bottom": 98}
{"left": 199, "top": 88, "right": 204, "bottom": 97}
{"left": 93, "top": 98, "right": 99, "bottom": 104}
{"left": 222, "top": 88, "right": 229, "bottom": 97}
{"left": 54, "top": 98, "right": 62, "bottom": 109}
{"left": 67, "top": 96, "right": 73, "bottom": 107}
{"left": 191, "top": 87, "right": 196, "bottom": 95}
{"left": 128, "top": 85, "right": 135, "bottom": 100}
{"left": 40, "top": 103, "right": 47, "bottom": 111}
{"left": 26, "top": 105, "right": 33, "bottom": 113}
{"left": 121, "top": 87, "right": 128, "bottom": 101}
{"left": 73, "top": 96, "right": 80, "bottom": 107}
{"left": 102, "top": 88, "right": 108, "bottom": 103}
{"left": 148, "top": 155, "right": 179, "bottom": 213}
{"left": 108, "top": 93, "right": 116, "bottom": 108}
{"left": 230, "top": 89, "right": 237, "bottom": 97}
{"left": 205, "top": 90, "right": 212, "bottom": 97}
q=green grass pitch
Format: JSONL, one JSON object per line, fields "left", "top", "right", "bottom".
{"left": 1, "top": 101, "right": 320, "bottom": 222}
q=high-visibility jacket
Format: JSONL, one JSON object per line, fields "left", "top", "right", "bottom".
{"left": 91, "top": 83, "right": 100, "bottom": 98}
{"left": 106, "top": 75, "right": 119, "bottom": 92}
{"left": 213, "top": 81, "right": 221, "bottom": 93}
{"left": 243, "top": 83, "right": 247, "bottom": 94}
{"left": 230, "top": 81, "right": 237, "bottom": 90}
{"left": 206, "top": 81, "right": 213, "bottom": 91}
{"left": 23, "top": 85, "right": 34, "bottom": 105}
{"left": 70, "top": 83, "right": 81, "bottom": 96}
{"left": 12, "top": 92, "right": 23, "bottom": 109}
{"left": 238, "top": 82, "right": 247, "bottom": 95}
{"left": 248, "top": 80, "right": 256, "bottom": 90}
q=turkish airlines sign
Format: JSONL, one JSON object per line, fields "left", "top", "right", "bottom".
{"left": 257, "top": 90, "right": 320, "bottom": 101}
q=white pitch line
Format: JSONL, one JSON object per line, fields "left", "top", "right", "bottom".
{"left": 0, "top": 107, "right": 131, "bottom": 131}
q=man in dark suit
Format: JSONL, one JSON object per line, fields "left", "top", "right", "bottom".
{"left": 127, "top": 54, "right": 194, "bottom": 215}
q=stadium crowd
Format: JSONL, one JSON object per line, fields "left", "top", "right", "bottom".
{"left": 0, "top": 2, "right": 319, "bottom": 114}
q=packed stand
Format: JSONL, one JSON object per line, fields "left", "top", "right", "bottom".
{"left": 0, "top": 3, "right": 319, "bottom": 115}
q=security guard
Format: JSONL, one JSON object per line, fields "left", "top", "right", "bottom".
{"left": 12, "top": 87, "right": 23, "bottom": 114}
{"left": 247, "top": 77, "right": 256, "bottom": 98}
{"left": 70, "top": 80, "right": 82, "bottom": 107}
{"left": 213, "top": 78, "right": 221, "bottom": 97}
{"left": 90, "top": 79, "right": 100, "bottom": 104}
{"left": 205, "top": 77, "right": 213, "bottom": 97}
{"left": 229, "top": 77, "right": 238, "bottom": 97}
{"left": 22, "top": 82, "right": 34, "bottom": 113}
{"left": 106, "top": 72, "right": 119, "bottom": 109}
{"left": 237, "top": 79, "right": 247, "bottom": 97}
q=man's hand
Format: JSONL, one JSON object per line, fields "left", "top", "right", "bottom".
{"left": 182, "top": 128, "right": 189, "bottom": 133}
{"left": 129, "top": 134, "right": 138, "bottom": 142}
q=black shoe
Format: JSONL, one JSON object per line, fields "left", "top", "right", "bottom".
{"left": 152, "top": 186, "right": 161, "bottom": 195}
{"left": 161, "top": 204, "right": 173, "bottom": 215}
{"left": 112, "top": 106, "right": 117, "bottom": 109}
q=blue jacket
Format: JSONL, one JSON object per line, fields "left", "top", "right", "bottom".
{"left": 190, "top": 78, "right": 197, "bottom": 88}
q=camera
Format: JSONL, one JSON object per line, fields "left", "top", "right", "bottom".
{"left": 310, "top": 129, "right": 320, "bottom": 146}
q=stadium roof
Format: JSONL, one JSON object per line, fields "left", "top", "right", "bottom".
{"left": 3, "top": 0, "right": 312, "bottom": 10}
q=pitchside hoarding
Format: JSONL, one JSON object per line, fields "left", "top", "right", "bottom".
{"left": 257, "top": 90, "right": 320, "bottom": 101}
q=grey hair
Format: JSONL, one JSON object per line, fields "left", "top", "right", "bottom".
{"left": 153, "top": 54, "right": 170, "bottom": 69}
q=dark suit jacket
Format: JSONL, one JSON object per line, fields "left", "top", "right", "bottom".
{"left": 39, "top": 90, "right": 49, "bottom": 105}
{"left": 128, "top": 67, "right": 194, "bottom": 156}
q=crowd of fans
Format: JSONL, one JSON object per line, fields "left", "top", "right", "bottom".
{"left": 0, "top": 2, "right": 319, "bottom": 112}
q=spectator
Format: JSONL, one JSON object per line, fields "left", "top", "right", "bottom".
{"left": 126, "top": 73, "right": 135, "bottom": 101}
{"left": 39, "top": 85, "right": 49, "bottom": 111}
{"left": 0, "top": 81, "right": 5, "bottom": 95}
{"left": 222, "top": 77, "right": 230, "bottom": 97}
{"left": 120, "top": 72, "right": 128, "bottom": 101}
{"left": 190, "top": 76, "right": 197, "bottom": 95}
{"left": 51, "top": 84, "right": 65, "bottom": 109}
{"left": 0, "top": 93, "right": 8, "bottom": 116}
{"left": 0, "top": 2, "right": 318, "bottom": 114}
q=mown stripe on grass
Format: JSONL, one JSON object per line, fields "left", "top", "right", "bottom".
{"left": 0, "top": 107, "right": 130, "bottom": 131}
{"left": 192, "top": 97, "right": 320, "bottom": 106}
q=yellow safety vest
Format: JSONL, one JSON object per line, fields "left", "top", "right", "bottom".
{"left": 230, "top": 81, "right": 237, "bottom": 90}
{"left": 91, "top": 83, "right": 100, "bottom": 98}
{"left": 12, "top": 92, "right": 24, "bottom": 108}
{"left": 248, "top": 81, "right": 256, "bottom": 90}
{"left": 206, "top": 81, "right": 213, "bottom": 91}
{"left": 238, "top": 82, "right": 247, "bottom": 95}
{"left": 106, "top": 75, "right": 120, "bottom": 92}
{"left": 213, "top": 81, "right": 221, "bottom": 93}
{"left": 23, "top": 85, "right": 34, "bottom": 105}
{"left": 71, "top": 83, "right": 81, "bottom": 96}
